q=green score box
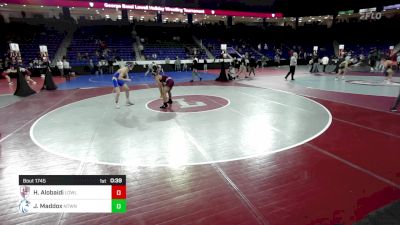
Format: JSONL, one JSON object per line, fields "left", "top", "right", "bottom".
{"left": 112, "top": 199, "right": 126, "bottom": 213}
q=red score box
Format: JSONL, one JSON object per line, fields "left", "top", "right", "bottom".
{"left": 112, "top": 185, "right": 126, "bottom": 199}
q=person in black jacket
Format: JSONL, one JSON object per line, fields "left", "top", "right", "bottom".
{"left": 190, "top": 58, "right": 202, "bottom": 82}
{"left": 247, "top": 56, "right": 257, "bottom": 78}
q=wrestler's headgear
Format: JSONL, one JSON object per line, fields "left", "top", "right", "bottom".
{"left": 126, "top": 63, "right": 134, "bottom": 70}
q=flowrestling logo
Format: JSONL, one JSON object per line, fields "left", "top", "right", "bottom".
{"left": 359, "top": 8, "right": 382, "bottom": 20}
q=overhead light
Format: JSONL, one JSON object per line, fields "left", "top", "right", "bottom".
{"left": 57, "top": 6, "right": 60, "bottom": 8}
{"left": 87, "top": 8, "right": 90, "bottom": 10}
{"left": 41, "top": 5, "right": 44, "bottom": 8}
{"left": 129, "top": 10, "right": 132, "bottom": 12}
{"left": 102, "top": 8, "right": 104, "bottom": 11}
{"left": 105, "top": 15, "right": 110, "bottom": 18}
{"left": 4, "top": 3, "right": 7, "bottom": 5}
{"left": 324, "top": 17, "right": 328, "bottom": 19}
{"left": 23, "top": 5, "right": 26, "bottom": 7}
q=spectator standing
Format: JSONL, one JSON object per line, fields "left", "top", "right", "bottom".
{"left": 203, "top": 58, "right": 208, "bottom": 72}
{"left": 62, "top": 58, "right": 71, "bottom": 81}
{"left": 247, "top": 56, "right": 257, "bottom": 78}
{"left": 57, "top": 59, "right": 64, "bottom": 76}
{"left": 175, "top": 56, "right": 181, "bottom": 71}
{"left": 190, "top": 58, "right": 202, "bottom": 82}
{"left": 285, "top": 52, "right": 298, "bottom": 80}
{"left": 322, "top": 56, "right": 329, "bottom": 72}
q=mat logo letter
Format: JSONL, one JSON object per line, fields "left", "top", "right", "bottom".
{"left": 175, "top": 98, "right": 206, "bottom": 108}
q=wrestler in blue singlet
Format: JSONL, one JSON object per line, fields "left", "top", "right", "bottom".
{"left": 112, "top": 72, "right": 125, "bottom": 87}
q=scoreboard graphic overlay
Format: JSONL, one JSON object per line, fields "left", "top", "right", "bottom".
{"left": 18, "top": 175, "right": 126, "bottom": 213}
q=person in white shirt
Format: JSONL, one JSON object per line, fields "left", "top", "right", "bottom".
{"left": 322, "top": 56, "right": 329, "bottom": 72}
{"left": 63, "top": 59, "right": 71, "bottom": 81}
{"left": 56, "top": 59, "right": 63, "bottom": 76}
{"left": 285, "top": 52, "right": 298, "bottom": 80}
{"left": 145, "top": 62, "right": 156, "bottom": 76}
{"left": 175, "top": 56, "right": 181, "bottom": 71}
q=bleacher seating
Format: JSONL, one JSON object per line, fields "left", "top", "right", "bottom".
{"left": 136, "top": 25, "right": 208, "bottom": 60}
{"left": 67, "top": 25, "right": 135, "bottom": 66}
{"left": 0, "top": 22, "right": 65, "bottom": 65}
